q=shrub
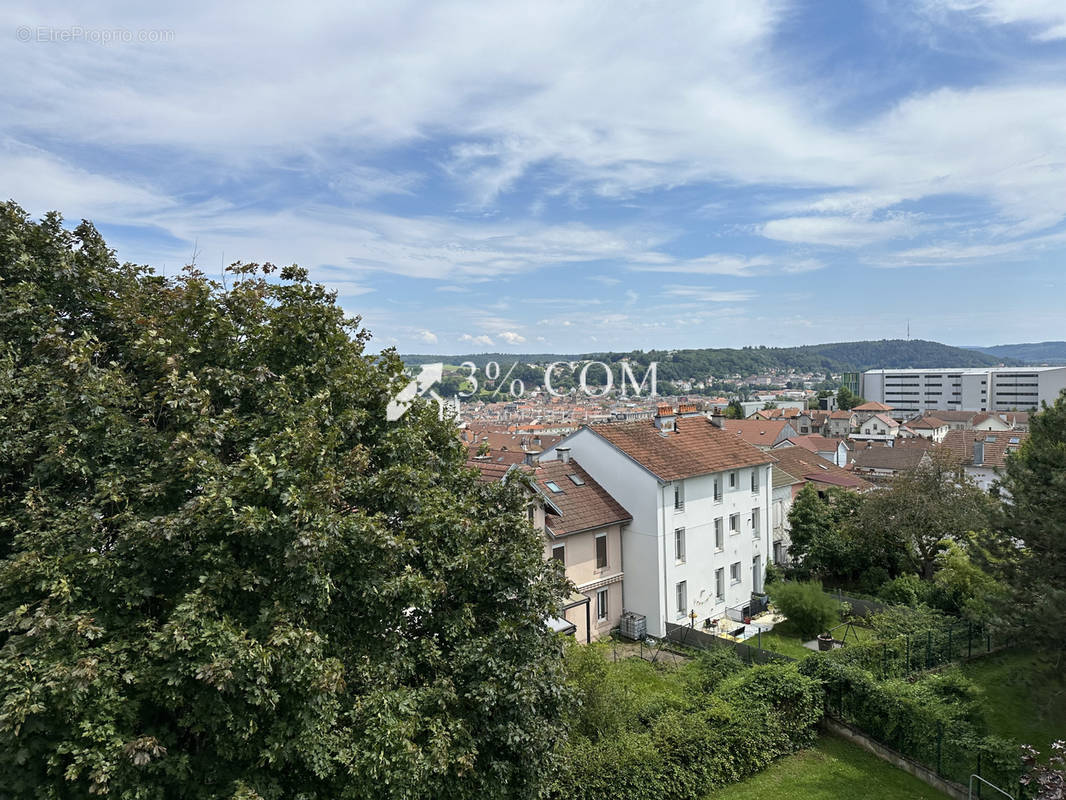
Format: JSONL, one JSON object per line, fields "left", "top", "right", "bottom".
{"left": 879, "top": 573, "right": 935, "bottom": 607}
{"left": 770, "top": 580, "right": 840, "bottom": 638}
{"left": 683, "top": 647, "right": 746, "bottom": 693}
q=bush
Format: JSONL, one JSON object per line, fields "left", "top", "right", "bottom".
{"left": 770, "top": 580, "right": 840, "bottom": 639}
{"left": 549, "top": 649, "right": 824, "bottom": 800}
{"left": 879, "top": 573, "right": 935, "bottom": 607}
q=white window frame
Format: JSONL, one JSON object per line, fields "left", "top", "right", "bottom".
{"left": 715, "top": 568, "right": 725, "bottom": 602}
{"left": 552, "top": 543, "right": 565, "bottom": 564}
{"left": 713, "top": 477, "right": 722, "bottom": 502}
{"left": 674, "top": 527, "right": 686, "bottom": 563}
{"left": 751, "top": 468, "right": 760, "bottom": 493}
{"left": 714, "top": 518, "right": 724, "bottom": 551}
{"left": 751, "top": 508, "right": 760, "bottom": 538}
{"left": 596, "top": 588, "right": 609, "bottom": 622}
{"left": 675, "top": 580, "right": 687, "bottom": 618}
{"left": 729, "top": 471, "right": 738, "bottom": 489}
{"left": 673, "top": 482, "right": 685, "bottom": 511}
{"left": 729, "top": 513, "right": 740, "bottom": 534}
{"left": 730, "top": 561, "right": 741, "bottom": 584}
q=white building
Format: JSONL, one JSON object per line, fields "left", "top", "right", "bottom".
{"left": 861, "top": 367, "right": 1066, "bottom": 418}
{"left": 542, "top": 405, "right": 772, "bottom": 638}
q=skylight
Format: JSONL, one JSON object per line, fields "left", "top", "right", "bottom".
{"left": 568, "top": 474, "right": 585, "bottom": 486}
{"left": 1009, "top": 437, "right": 1020, "bottom": 444}
{"left": 545, "top": 481, "right": 563, "bottom": 493}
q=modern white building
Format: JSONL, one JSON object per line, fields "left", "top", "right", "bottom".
{"left": 861, "top": 367, "right": 1066, "bottom": 418}
{"left": 542, "top": 405, "right": 772, "bottom": 638}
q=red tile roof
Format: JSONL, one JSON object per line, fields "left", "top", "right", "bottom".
{"left": 770, "top": 446, "right": 873, "bottom": 491}
{"left": 535, "top": 460, "right": 632, "bottom": 535}
{"left": 780, "top": 435, "right": 845, "bottom": 454}
{"left": 587, "top": 417, "right": 771, "bottom": 481}
{"left": 939, "top": 429, "right": 1028, "bottom": 468}
{"left": 853, "top": 401, "right": 894, "bottom": 412}
{"left": 716, "top": 418, "right": 794, "bottom": 447}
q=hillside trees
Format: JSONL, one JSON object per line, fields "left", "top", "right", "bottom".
{"left": 0, "top": 204, "right": 569, "bottom": 799}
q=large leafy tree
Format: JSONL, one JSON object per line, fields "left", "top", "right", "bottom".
{"left": 857, "top": 447, "right": 996, "bottom": 579}
{"left": 997, "top": 392, "right": 1066, "bottom": 654}
{"left": 0, "top": 204, "right": 569, "bottom": 799}
{"left": 785, "top": 484, "right": 872, "bottom": 581}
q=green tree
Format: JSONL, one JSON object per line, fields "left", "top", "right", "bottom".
{"left": 835, "top": 386, "right": 864, "bottom": 411}
{"left": 998, "top": 392, "right": 1066, "bottom": 654}
{"left": 785, "top": 485, "right": 873, "bottom": 581}
{"left": 724, "top": 399, "right": 745, "bottom": 419}
{"left": 0, "top": 204, "right": 569, "bottom": 799}
{"left": 769, "top": 581, "right": 839, "bottom": 638}
{"left": 857, "top": 448, "right": 995, "bottom": 579}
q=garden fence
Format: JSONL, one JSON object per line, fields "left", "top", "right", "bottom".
{"left": 664, "top": 622, "right": 794, "bottom": 665}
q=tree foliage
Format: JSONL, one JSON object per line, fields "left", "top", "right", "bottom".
{"left": 769, "top": 581, "right": 839, "bottom": 639}
{"left": 997, "top": 392, "right": 1066, "bottom": 654}
{"left": 857, "top": 448, "right": 996, "bottom": 579}
{"left": 0, "top": 204, "right": 569, "bottom": 799}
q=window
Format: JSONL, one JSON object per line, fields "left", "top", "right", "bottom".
{"left": 713, "top": 477, "right": 722, "bottom": 502}
{"left": 596, "top": 588, "right": 609, "bottom": 622}
{"left": 595, "top": 533, "right": 608, "bottom": 569}
{"left": 545, "top": 481, "right": 563, "bottom": 493}
{"left": 730, "top": 561, "right": 741, "bottom": 584}
{"left": 552, "top": 543, "right": 565, "bottom": 564}
{"left": 729, "top": 513, "right": 740, "bottom": 534}
{"left": 715, "top": 568, "right": 725, "bottom": 602}
{"left": 751, "top": 508, "right": 760, "bottom": 537}
{"left": 676, "top": 581, "right": 687, "bottom": 617}
{"left": 729, "top": 471, "right": 737, "bottom": 489}
{"left": 567, "top": 473, "right": 585, "bottom": 486}
{"left": 751, "top": 468, "right": 760, "bottom": 493}
{"left": 674, "top": 527, "right": 686, "bottom": 563}
{"left": 714, "top": 518, "right": 724, "bottom": 550}
{"left": 674, "top": 482, "right": 684, "bottom": 511}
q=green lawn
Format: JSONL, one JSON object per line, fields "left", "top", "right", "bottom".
{"left": 706, "top": 735, "right": 952, "bottom": 800}
{"left": 746, "top": 619, "right": 815, "bottom": 660}
{"left": 961, "top": 649, "right": 1066, "bottom": 755}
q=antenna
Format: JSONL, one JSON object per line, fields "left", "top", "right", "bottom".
{"left": 907, "top": 319, "right": 910, "bottom": 340}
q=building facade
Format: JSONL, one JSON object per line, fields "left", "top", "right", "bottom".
{"left": 543, "top": 407, "right": 773, "bottom": 638}
{"left": 861, "top": 367, "right": 1066, "bottom": 418}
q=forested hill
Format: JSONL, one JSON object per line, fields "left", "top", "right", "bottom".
{"left": 401, "top": 338, "right": 1014, "bottom": 380}
{"left": 964, "top": 341, "right": 1066, "bottom": 364}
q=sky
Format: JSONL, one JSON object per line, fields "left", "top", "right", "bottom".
{"left": 3, "top": 0, "right": 1066, "bottom": 354}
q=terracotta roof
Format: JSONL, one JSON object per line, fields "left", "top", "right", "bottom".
{"left": 587, "top": 417, "right": 771, "bottom": 481}
{"left": 851, "top": 439, "right": 933, "bottom": 472}
{"left": 780, "top": 435, "right": 845, "bottom": 454}
{"left": 853, "top": 401, "right": 894, "bottom": 412}
{"left": 921, "top": 410, "right": 978, "bottom": 423}
{"left": 869, "top": 413, "right": 899, "bottom": 427}
{"left": 466, "top": 460, "right": 514, "bottom": 483}
{"left": 939, "top": 429, "right": 1028, "bottom": 469}
{"left": 716, "top": 419, "right": 794, "bottom": 447}
{"left": 829, "top": 410, "right": 855, "bottom": 419}
{"left": 770, "top": 446, "right": 873, "bottom": 491}
{"left": 907, "top": 415, "right": 948, "bottom": 429}
{"left": 535, "top": 459, "right": 632, "bottom": 535}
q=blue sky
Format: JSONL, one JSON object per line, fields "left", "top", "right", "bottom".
{"left": 4, "top": 0, "right": 1065, "bottom": 353}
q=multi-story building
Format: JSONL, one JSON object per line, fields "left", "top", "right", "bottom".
{"left": 542, "top": 405, "right": 772, "bottom": 638}
{"left": 861, "top": 367, "right": 1066, "bottom": 418}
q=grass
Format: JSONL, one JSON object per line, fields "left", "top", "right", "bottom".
{"left": 961, "top": 648, "right": 1066, "bottom": 755}
{"left": 745, "top": 618, "right": 815, "bottom": 660}
{"left": 706, "top": 735, "right": 952, "bottom": 800}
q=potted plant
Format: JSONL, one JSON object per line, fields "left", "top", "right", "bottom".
{"left": 817, "top": 632, "right": 835, "bottom": 651}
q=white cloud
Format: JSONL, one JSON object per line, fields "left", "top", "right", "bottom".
{"left": 459, "top": 333, "right": 494, "bottom": 347}
{"left": 927, "top": 0, "right": 1066, "bottom": 39}
{"left": 759, "top": 216, "right": 916, "bottom": 247}
{"left": 662, "top": 285, "right": 756, "bottom": 303}
{"left": 498, "top": 331, "right": 526, "bottom": 344}
{"left": 416, "top": 330, "right": 438, "bottom": 344}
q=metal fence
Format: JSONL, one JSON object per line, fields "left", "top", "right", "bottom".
{"left": 725, "top": 593, "right": 770, "bottom": 623}
{"left": 822, "top": 619, "right": 1017, "bottom": 680}
{"left": 664, "top": 622, "right": 795, "bottom": 665}
{"left": 824, "top": 689, "right": 1027, "bottom": 798}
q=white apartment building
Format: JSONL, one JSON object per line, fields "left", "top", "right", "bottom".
{"left": 861, "top": 367, "right": 1066, "bottom": 418}
{"left": 542, "top": 406, "right": 772, "bottom": 638}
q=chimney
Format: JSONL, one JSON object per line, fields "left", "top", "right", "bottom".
{"left": 556, "top": 446, "right": 571, "bottom": 465}
{"left": 973, "top": 440, "right": 984, "bottom": 466}
{"left": 709, "top": 410, "right": 725, "bottom": 428}
{"left": 654, "top": 404, "right": 676, "bottom": 433}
